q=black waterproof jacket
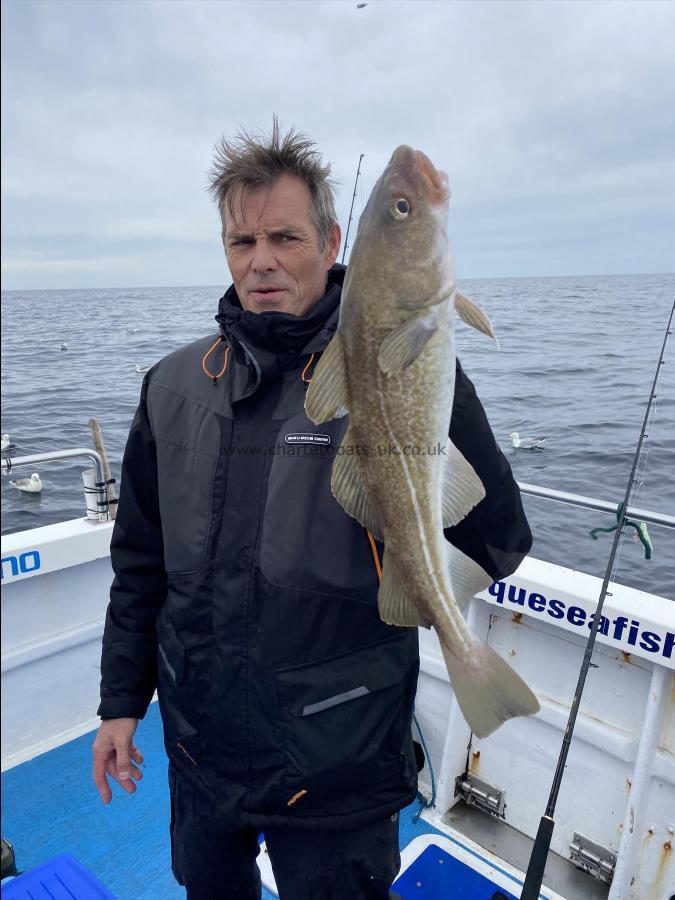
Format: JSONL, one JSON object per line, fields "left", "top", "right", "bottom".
{"left": 98, "top": 265, "right": 532, "bottom": 830}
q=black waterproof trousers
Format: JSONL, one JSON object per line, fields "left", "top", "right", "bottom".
{"left": 169, "top": 764, "right": 402, "bottom": 900}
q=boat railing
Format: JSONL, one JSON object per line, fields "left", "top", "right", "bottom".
{"left": 518, "top": 481, "right": 674, "bottom": 529}
{"left": 1, "top": 449, "right": 112, "bottom": 524}
{"left": 1, "top": 449, "right": 673, "bottom": 530}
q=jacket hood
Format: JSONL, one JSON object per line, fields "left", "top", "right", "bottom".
{"left": 214, "top": 265, "right": 345, "bottom": 381}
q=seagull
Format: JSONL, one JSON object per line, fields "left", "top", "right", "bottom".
{"left": 9, "top": 473, "right": 43, "bottom": 493}
{"left": 1, "top": 434, "right": 11, "bottom": 451}
{"left": 60, "top": 343, "right": 69, "bottom": 351}
{"left": 126, "top": 327, "right": 139, "bottom": 335}
{"left": 135, "top": 364, "right": 152, "bottom": 374}
{"left": 509, "top": 432, "right": 546, "bottom": 450}
{"left": 357, "top": 2, "right": 368, "bottom": 7}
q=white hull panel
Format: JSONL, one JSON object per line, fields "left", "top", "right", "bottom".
{"left": 2, "top": 516, "right": 673, "bottom": 898}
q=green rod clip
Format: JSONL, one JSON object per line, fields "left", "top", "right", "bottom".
{"left": 589, "top": 502, "right": 653, "bottom": 560}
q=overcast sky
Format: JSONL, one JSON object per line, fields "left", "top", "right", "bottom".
{"left": 2, "top": 0, "right": 674, "bottom": 291}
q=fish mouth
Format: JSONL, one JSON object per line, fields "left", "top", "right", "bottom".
{"left": 414, "top": 150, "right": 449, "bottom": 196}
{"left": 390, "top": 145, "right": 450, "bottom": 204}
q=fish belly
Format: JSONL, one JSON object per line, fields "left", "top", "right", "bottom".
{"left": 342, "top": 327, "right": 540, "bottom": 737}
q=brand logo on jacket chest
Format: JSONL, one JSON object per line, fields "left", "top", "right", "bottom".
{"left": 284, "top": 432, "right": 331, "bottom": 445}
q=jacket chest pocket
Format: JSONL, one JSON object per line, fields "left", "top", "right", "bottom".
{"left": 259, "top": 415, "right": 380, "bottom": 597}
{"left": 155, "top": 438, "right": 218, "bottom": 575}
{"left": 274, "top": 637, "right": 416, "bottom": 808}
{"left": 148, "top": 383, "right": 223, "bottom": 577}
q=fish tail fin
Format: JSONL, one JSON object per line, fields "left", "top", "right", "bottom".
{"left": 439, "top": 637, "right": 539, "bottom": 738}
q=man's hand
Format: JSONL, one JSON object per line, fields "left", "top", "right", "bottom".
{"left": 92, "top": 717, "right": 144, "bottom": 804}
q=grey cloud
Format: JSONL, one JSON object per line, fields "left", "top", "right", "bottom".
{"left": 2, "top": 0, "right": 674, "bottom": 290}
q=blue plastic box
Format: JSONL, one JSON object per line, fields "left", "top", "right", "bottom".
{"left": 393, "top": 842, "right": 518, "bottom": 899}
{"left": 2, "top": 853, "right": 116, "bottom": 899}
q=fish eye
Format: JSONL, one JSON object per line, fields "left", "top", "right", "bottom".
{"left": 390, "top": 198, "right": 410, "bottom": 220}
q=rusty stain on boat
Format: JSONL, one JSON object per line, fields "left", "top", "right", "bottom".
{"left": 652, "top": 839, "right": 672, "bottom": 898}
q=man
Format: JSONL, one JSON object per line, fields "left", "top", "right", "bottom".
{"left": 93, "top": 121, "right": 532, "bottom": 899}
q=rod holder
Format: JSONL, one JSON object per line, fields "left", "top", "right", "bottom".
{"left": 2, "top": 448, "right": 112, "bottom": 523}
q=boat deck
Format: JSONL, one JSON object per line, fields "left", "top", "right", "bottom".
{"left": 0, "top": 702, "right": 561, "bottom": 899}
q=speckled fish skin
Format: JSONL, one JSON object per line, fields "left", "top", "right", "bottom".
{"left": 340, "top": 146, "right": 467, "bottom": 644}
{"left": 306, "top": 145, "right": 540, "bottom": 737}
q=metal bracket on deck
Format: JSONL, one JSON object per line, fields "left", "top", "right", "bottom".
{"left": 569, "top": 832, "right": 616, "bottom": 885}
{"left": 454, "top": 772, "right": 506, "bottom": 818}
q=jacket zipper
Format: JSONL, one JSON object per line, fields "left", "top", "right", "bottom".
{"left": 177, "top": 741, "right": 198, "bottom": 766}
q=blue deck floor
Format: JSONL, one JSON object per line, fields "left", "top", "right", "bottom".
{"left": 2, "top": 703, "right": 463, "bottom": 900}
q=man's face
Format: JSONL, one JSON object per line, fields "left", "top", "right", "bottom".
{"left": 222, "top": 174, "right": 341, "bottom": 317}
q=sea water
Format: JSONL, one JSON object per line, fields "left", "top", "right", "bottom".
{"left": 1, "top": 274, "right": 673, "bottom": 597}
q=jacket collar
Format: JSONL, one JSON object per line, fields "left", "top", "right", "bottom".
{"left": 215, "top": 266, "right": 344, "bottom": 385}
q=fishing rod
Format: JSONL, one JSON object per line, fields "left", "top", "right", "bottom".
{"left": 520, "top": 298, "right": 674, "bottom": 900}
{"left": 341, "top": 153, "right": 364, "bottom": 264}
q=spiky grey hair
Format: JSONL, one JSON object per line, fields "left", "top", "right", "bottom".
{"left": 208, "top": 116, "right": 339, "bottom": 248}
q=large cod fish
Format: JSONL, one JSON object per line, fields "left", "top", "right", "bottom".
{"left": 305, "top": 145, "right": 539, "bottom": 737}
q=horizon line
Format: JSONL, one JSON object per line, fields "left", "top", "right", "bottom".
{"left": 2, "top": 270, "right": 674, "bottom": 295}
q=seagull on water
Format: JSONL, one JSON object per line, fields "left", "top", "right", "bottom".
{"left": 135, "top": 364, "right": 152, "bottom": 374}
{"left": 1, "top": 434, "right": 12, "bottom": 451}
{"left": 60, "top": 343, "right": 69, "bottom": 351}
{"left": 9, "top": 473, "right": 43, "bottom": 493}
{"left": 509, "top": 432, "right": 546, "bottom": 450}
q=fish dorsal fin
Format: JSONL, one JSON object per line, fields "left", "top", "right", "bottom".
{"left": 455, "top": 292, "right": 500, "bottom": 349}
{"left": 377, "top": 312, "right": 437, "bottom": 375}
{"left": 441, "top": 438, "right": 486, "bottom": 528}
{"left": 304, "top": 332, "right": 348, "bottom": 424}
{"left": 330, "top": 425, "right": 384, "bottom": 538}
{"left": 378, "top": 551, "right": 432, "bottom": 628}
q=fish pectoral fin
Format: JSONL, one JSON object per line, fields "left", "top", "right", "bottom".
{"left": 455, "top": 292, "right": 500, "bottom": 349}
{"left": 377, "top": 312, "right": 437, "bottom": 375}
{"left": 331, "top": 427, "right": 384, "bottom": 538}
{"left": 304, "top": 332, "right": 349, "bottom": 424}
{"left": 378, "top": 552, "right": 431, "bottom": 628}
{"left": 442, "top": 439, "right": 486, "bottom": 528}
